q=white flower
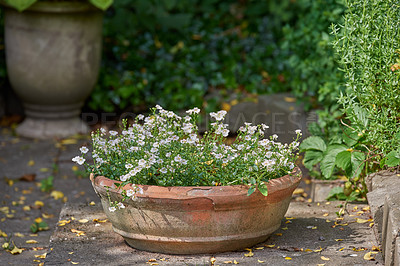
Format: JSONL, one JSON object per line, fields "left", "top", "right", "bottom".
{"left": 100, "top": 128, "right": 107, "bottom": 134}
{"left": 137, "top": 140, "right": 145, "bottom": 146}
{"left": 117, "top": 202, "right": 125, "bottom": 209}
{"left": 272, "top": 134, "right": 278, "bottom": 140}
{"left": 155, "top": 104, "right": 163, "bottom": 110}
{"left": 186, "top": 107, "right": 200, "bottom": 114}
{"left": 210, "top": 110, "right": 227, "bottom": 121}
{"left": 295, "top": 129, "right": 302, "bottom": 135}
{"left": 138, "top": 159, "right": 146, "bottom": 167}
{"left": 137, "top": 187, "right": 144, "bottom": 194}
{"left": 137, "top": 114, "right": 144, "bottom": 120}
{"left": 72, "top": 156, "right": 85, "bottom": 165}
{"left": 214, "top": 153, "right": 223, "bottom": 159}
{"left": 125, "top": 163, "right": 133, "bottom": 169}
{"left": 181, "top": 159, "right": 188, "bottom": 165}
{"left": 261, "top": 124, "right": 269, "bottom": 130}
{"left": 160, "top": 167, "right": 167, "bottom": 174}
{"left": 150, "top": 147, "right": 159, "bottom": 153}
{"left": 126, "top": 189, "right": 135, "bottom": 197}
{"left": 96, "top": 157, "right": 105, "bottom": 164}
{"left": 174, "top": 155, "right": 183, "bottom": 162}
{"left": 109, "top": 130, "right": 118, "bottom": 136}
{"left": 80, "top": 146, "right": 89, "bottom": 154}
{"left": 165, "top": 152, "right": 171, "bottom": 157}
{"left": 109, "top": 206, "right": 116, "bottom": 212}
{"left": 222, "top": 129, "right": 229, "bottom": 137}
{"left": 120, "top": 174, "right": 130, "bottom": 182}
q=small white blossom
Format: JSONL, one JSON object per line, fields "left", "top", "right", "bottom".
{"left": 186, "top": 107, "right": 200, "bottom": 114}
{"left": 72, "top": 156, "right": 85, "bottom": 165}
{"left": 137, "top": 114, "right": 144, "bottom": 120}
{"left": 160, "top": 167, "right": 167, "bottom": 174}
{"left": 295, "top": 129, "right": 302, "bottom": 135}
{"left": 126, "top": 189, "right": 135, "bottom": 197}
{"left": 125, "top": 163, "right": 133, "bottom": 169}
{"left": 80, "top": 146, "right": 89, "bottom": 154}
{"left": 109, "top": 130, "right": 118, "bottom": 136}
{"left": 117, "top": 202, "right": 125, "bottom": 209}
{"left": 109, "top": 206, "right": 116, "bottom": 212}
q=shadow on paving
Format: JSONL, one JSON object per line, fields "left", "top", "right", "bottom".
{"left": 44, "top": 203, "right": 383, "bottom": 266}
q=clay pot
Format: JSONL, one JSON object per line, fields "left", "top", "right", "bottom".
{"left": 91, "top": 169, "right": 302, "bottom": 254}
{"left": 3, "top": 2, "right": 103, "bottom": 139}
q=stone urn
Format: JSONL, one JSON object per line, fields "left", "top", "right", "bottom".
{"left": 90, "top": 169, "right": 302, "bottom": 254}
{"left": 3, "top": 1, "right": 103, "bottom": 139}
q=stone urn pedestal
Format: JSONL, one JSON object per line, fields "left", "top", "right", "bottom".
{"left": 3, "top": 2, "right": 103, "bottom": 139}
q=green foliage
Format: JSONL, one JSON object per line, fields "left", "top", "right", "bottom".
{"left": 332, "top": 0, "right": 400, "bottom": 159}
{"left": 40, "top": 175, "right": 54, "bottom": 192}
{"left": 30, "top": 220, "right": 49, "bottom": 233}
{"left": 4, "top": 0, "right": 114, "bottom": 11}
{"left": 89, "top": 0, "right": 346, "bottom": 114}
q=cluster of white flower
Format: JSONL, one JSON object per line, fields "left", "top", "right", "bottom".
{"left": 74, "top": 105, "right": 302, "bottom": 209}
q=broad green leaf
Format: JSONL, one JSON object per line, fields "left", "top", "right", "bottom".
{"left": 343, "top": 128, "right": 360, "bottom": 147}
{"left": 335, "top": 150, "right": 352, "bottom": 177}
{"left": 258, "top": 183, "right": 268, "bottom": 196}
{"left": 247, "top": 187, "right": 255, "bottom": 196}
{"left": 303, "top": 150, "right": 323, "bottom": 170}
{"left": 385, "top": 150, "right": 400, "bottom": 167}
{"left": 5, "top": 0, "right": 37, "bottom": 12}
{"left": 320, "top": 144, "right": 347, "bottom": 178}
{"left": 299, "top": 136, "right": 326, "bottom": 152}
{"left": 351, "top": 151, "right": 365, "bottom": 178}
{"left": 89, "top": 0, "right": 113, "bottom": 10}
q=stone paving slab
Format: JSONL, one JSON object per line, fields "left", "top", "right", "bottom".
{"left": 45, "top": 201, "right": 383, "bottom": 265}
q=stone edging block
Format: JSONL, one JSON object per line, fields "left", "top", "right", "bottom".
{"left": 366, "top": 171, "right": 400, "bottom": 266}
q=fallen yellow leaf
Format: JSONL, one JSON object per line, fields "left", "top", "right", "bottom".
{"left": 210, "top": 257, "right": 216, "bottom": 264}
{"left": 285, "top": 217, "right": 295, "bottom": 220}
{"left": 244, "top": 251, "right": 254, "bottom": 257}
{"left": 255, "top": 247, "right": 264, "bottom": 250}
{"left": 35, "top": 217, "right": 43, "bottom": 223}
{"left": 2, "top": 242, "right": 9, "bottom": 249}
{"left": 23, "top": 206, "right": 31, "bottom": 211}
{"left": 321, "top": 256, "right": 330, "bottom": 261}
{"left": 224, "top": 261, "right": 233, "bottom": 264}
{"left": 284, "top": 257, "right": 292, "bottom": 260}
{"left": 78, "top": 219, "right": 89, "bottom": 224}
{"left": 35, "top": 253, "right": 47, "bottom": 259}
{"left": 148, "top": 259, "right": 157, "bottom": 262}
{"left": 51, "top": 190, "right": 64, "bottom": 200}
{"left": 71, "top": 229, "right": 85, "bottom": 236}
{"left": 312, "top": 226, "right": 317, "bottom": 229}
{"left": 93, "top": 218, "right": 107, "bottom": 223}
{"left": 40, "top": 168, "right": 49, "bottom": 172}
{"left": 89, "top": 201, "right": 96, "bottom": 206}
{"left": 71, "top": 262, "right": 80, "bottom": 265}
{"left": 369, "top": 222, "right": 374, "bottom": 227}
{"left": 42, "top": 213, "right": 54, "bottom": 219}
{"left": 258, "top": 259, "right": 265, "bottom": 263}
{"left": 265, "top": 244, "right": 275, "bottom": 248}
{"left": 353, "top": 247, "right": 366, "bottom": 251}
{"left": 14, "top": 232, "right": 24, "bottom": 237}
{"left": 371, "top": 246, "right": 380, "bottom": 251}
{"left": 293, "top": 188, "right": 304, "bottom": 195}
{"left": 275, "top": 233, "right": 282, "bottom": 236}
{"left": 60, "top": 138, "right": 78, "bottom": 145}
{"left": 339, "top": 247, "right": 345, "bottom": 251}
{"left": 27, "top": 160, "right": 35, "bottom": 166}
{"left": 281, "top": 227, "right": 288, "bottom": 230}
{"left": 323, "top": 213, "right": 329, "bottom": 217}
{"left": 34, "top": 201, "right": 44, "bottom": 207}
{"left": 233, "top": 260, "right": 239, "bottom": 264}
{"left": 314, "top": 247, "right": 323, "bottom": 252}
{"left": 362, "top": 206, "right": 370, "bottom": 211}
{"left": 364, "top": 251, "right": 378, "bottom": 261}
{"left": 10, "top": 245, "right": 23, "bottom": 254}
{"left": 304, "top": 249, "right": 312, "bottom": 252}
{"left": 335, "top": 239, "right": 344, "bottom": 242}
{"left": 356, "top": 218, "right": 371, "bottom": 224}
{"left": 69, "top": 252, "right": 74, "bottom": 255}
{"left": 26, "top": 240, "right": 38, "bottom": 244}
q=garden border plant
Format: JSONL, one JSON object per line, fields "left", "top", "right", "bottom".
{"left": 300, "top": 0, "right": 400, "bottom": 202}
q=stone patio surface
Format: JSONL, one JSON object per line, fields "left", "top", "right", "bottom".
{"left": 0, "top": 127, "right": 385, "bottom": 265}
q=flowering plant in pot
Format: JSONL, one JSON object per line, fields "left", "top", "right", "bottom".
{"left": 73, "top": 105, "right": 302, "bottom": 254}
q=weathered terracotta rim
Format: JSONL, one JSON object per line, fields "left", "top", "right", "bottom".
{"left": 90, "top": 167, "right": 302, "bottom": 199}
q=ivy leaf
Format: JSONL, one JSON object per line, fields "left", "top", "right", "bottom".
{"left": 303, "top": 150, "right": 324, "bottom": 170}
{"left": 89, "top": 0, "right": 113, "bottom": 10}
{"left": 320, "top": 144, "right": 347, "bottom": 178}
{"left": 258, "top": 183, "right": 268, "bottom": 196}
{"left": 299, "top": 136, "right": 327, "bottom": 152}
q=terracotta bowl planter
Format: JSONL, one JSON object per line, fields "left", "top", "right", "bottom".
{"left": 90, "top": 169, "right": 302, "bottom": 254}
